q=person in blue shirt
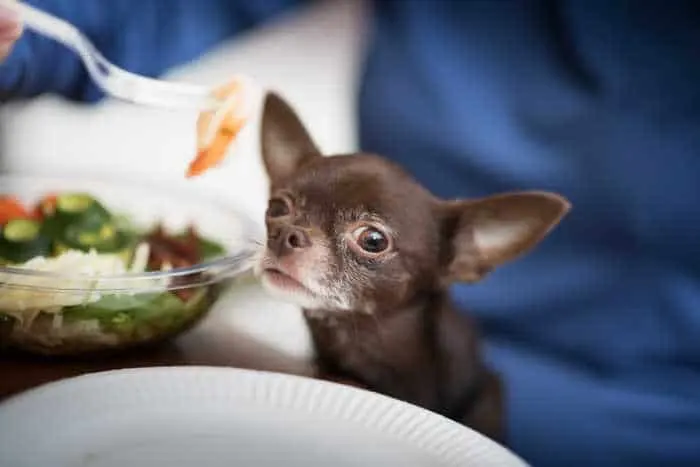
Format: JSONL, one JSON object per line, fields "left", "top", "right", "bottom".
{"left": 2, "top": 1, "right": 699, "bottom": 466}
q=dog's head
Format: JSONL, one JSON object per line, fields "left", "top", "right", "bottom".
{"left": 255, "top": 93, "right": 570, "bottom": 314}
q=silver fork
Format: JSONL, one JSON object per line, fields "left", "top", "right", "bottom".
{"left": 3, "top": 0, "right": 220, "bottom": 111}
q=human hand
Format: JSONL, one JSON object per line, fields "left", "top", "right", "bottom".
{"left": 0, "top": 1, "right": 22, "bottom": 62}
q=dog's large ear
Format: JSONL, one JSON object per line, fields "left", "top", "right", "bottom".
{"left": 440, "top": 191, "right": 570, "bottom": 283}
{"left": 260, "top": 92, "right": 322, "bottom": 184}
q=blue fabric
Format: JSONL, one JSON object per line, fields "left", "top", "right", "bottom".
{"left": 3, "top": 1, "right": 700, "bottom": 466}
{"left": 360, "top": 2, "right": 700, "bottom": 466}
{"left": 0, "top": 0, "right": 297, "bottom": 100}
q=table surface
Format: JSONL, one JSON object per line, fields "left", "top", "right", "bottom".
{"left": 0, "top": 282, "right": 315, "bottom": 402}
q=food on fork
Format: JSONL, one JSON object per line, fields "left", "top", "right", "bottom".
{"left": 187, "top": 76, "right": 256, "bottom": 178}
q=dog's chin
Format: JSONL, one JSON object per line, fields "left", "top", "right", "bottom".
{"left": 259, "top": 268, "right": 325, "bottom": 309}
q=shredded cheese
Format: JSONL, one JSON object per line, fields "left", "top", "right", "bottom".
{"left": 0, "top": 244, "right": 168, "bottom": 324}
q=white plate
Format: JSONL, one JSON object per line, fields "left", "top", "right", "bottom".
{"left": 0, "top": 367, "right": 528, "bottom": 467}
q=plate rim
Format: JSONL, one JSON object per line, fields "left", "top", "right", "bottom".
{"left": 0, "top": 366, "right": 529, "bottom": 467}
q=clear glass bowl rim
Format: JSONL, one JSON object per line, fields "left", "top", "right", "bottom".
{"left": 0, "top": 174, "right": 263, "bottom": 292}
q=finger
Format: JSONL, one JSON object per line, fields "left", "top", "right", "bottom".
{"left": 0, "top": 3, "right": 21, "bottom": 39}
{"left": 0, "top": 23, "right": 22, "bottom": 42}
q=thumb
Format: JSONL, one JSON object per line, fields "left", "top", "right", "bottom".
{"left": 0, "top": 2, "right": 22, "bottom": 41}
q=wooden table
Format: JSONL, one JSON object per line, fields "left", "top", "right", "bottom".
{"left": 0, "top": 283, "right": 315, "bottom": 401}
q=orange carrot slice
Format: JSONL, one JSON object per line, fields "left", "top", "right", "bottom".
{"left": 0, "top": 196, "right": 30, "bottom": 225}
{"left": 186, "top": 77, "right": 253, "bottom": 178}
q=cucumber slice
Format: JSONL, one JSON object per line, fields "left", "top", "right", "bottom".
{"left": 0, "top": 219, "right": 52, "bottom": 263}
{"left": 4, "top": 218, "right": 40, "bottom": 242}
{"left": 56, "top": 193, "right": 93, "bottom": 213}
{"left": 64, "top": 223, "right": 119, "bottom": 250}
{"left": 42, "top": 193, "right": 112, "bottom": 238}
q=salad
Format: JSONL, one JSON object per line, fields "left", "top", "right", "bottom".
{"left": 0, "top": 192, "right": 227, "bottom": 355}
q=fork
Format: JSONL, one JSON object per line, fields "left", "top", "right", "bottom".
{"left": 2, "top": 0, "right": 221, "bottom": 111}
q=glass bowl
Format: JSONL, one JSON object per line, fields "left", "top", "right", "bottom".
{"left": 0, "top": 175, "right": 262, "bottom": 356}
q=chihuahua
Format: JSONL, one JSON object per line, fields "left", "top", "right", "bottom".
{"left": 254, "top": 92, "right": 570, "bottom": 441}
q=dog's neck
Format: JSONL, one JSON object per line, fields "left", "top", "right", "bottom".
{"left": 302, "top": 290, "right": 438, "bottom": 357}
{"left": 303, "top": 291, "right": 429, "bottom": 324}
{"left": 303, "top": 288, "right": 483, "bottom": 407}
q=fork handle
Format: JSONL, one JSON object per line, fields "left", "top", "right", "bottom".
{"left": 2, "top": 0, "right": 217, "bottom": 110}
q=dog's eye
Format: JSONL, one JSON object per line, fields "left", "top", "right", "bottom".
{"left": 267, "top": 197, "right": 290, "bottom": 218}
{"left": 352, "top": 226, "right": 390, "bottom": 254}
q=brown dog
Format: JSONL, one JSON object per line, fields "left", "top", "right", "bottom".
{"left": 254, "top": 92, "right": 570, "bottom": 441}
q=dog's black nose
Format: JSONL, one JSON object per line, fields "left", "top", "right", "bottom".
{"left": 269, "top": 225, "right": 311, "bottom": 256}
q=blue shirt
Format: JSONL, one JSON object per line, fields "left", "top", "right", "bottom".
{"left": 2, "top": 1, "right": 699, "bottom": 466}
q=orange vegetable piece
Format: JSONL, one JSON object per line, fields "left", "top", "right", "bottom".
{"left": 186, "top": 78, "right": 252, "bottom": 178}
{"left": 0, "top": 196, "right": 30, "bottom": 225}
